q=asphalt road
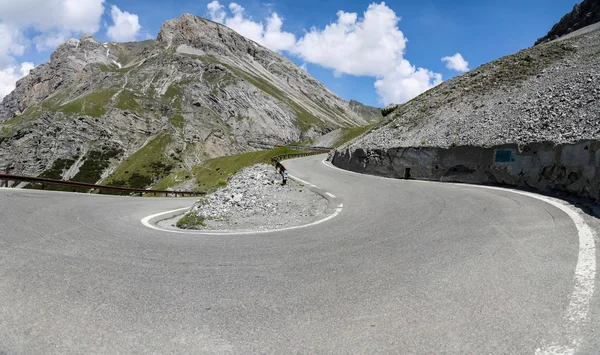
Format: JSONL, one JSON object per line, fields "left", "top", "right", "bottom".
{"left": 1, "top": 154, "right": 599, "bottom": 354}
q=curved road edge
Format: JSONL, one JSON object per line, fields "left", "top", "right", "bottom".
{"left": 140, "top": 172, "right": 343, "bottom": 236}
{"left": 321, "top": 157, "right": 596, "bottom": 354}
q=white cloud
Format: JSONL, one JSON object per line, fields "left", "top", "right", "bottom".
{"left": 300, "top": 63, "right": 308, "bottom": 72}
{"left": 207, "top": 1, "right": 296, "bottom": 52}
{"left": 0, "top": 23, "right": 27, "bottom": 67}
{"left": 34, "top": 31, "right": 72, "bottom": 51}
{"left": 0, "top": 0, "right": 105, "bottom": 33}
{"left": 0, "top": 0, "right": 107, "bottom": 101}
{"left": 106, "top": 5, "right": 142, "bottom": 42}
{"left": 207, "top": 1, "right": 226, "bottom": 23}
{"left": 442, "top": 53, "right": 469, "bottom": 72}
{"left": 375, "top": 62, "right": 442, "bottom": 104}
{"left": 206, "top": 1, "right": 442, "bottom": 105}
{"left": 0, "top": 62, "right": 34, "bottom": 100}
{"left": 293, "top": 4, "right": 408, "bottom": 77}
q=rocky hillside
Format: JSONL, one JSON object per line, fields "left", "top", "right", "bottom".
{"left": 347, "top": 21, "right": 600, "bottom": 150}
{"left": 0, "top": 14, "right": 367, "bottom": 188}
{"left": 535, "top": 0, "right": 600, "bottom": 45}
{"left": 348, "top": 100, "right": 382, "bottom": 124}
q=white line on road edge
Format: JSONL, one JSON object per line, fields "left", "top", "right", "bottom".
{"left": 141, "top": 173, "right": 342, "bottom": 236}
{"left": 141, "top": 204, "right": 343, "bottom": 235}
{"left": 325, "top": 192, "right": 336, "bottom": 198}
{"left": 288, "top": 175, "right": 317, "bottom": 188}
{"left": 322, "top": 158, "right": 596, "bottom": 354}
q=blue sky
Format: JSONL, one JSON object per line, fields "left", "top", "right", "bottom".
{"left": 0, "top": 0, "right": 580, "bottom": 107}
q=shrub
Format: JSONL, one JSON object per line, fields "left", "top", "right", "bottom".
{"left": 216, "top": 179, "right": 227, "bottom": 187}
{"left": 381, "top": 105, "right": 398, "bottom": 117}
{"left": 176, "top": 212, "right": 206, "bottom": 229}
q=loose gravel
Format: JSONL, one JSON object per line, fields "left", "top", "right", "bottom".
{"left": 350, "top": 27, "right": 600, "bottom": 150}
{"left": 174, "top": 163, "right": 328, "bottom": 231}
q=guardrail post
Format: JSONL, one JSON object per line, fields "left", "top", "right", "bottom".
{"left": 3, "top": 166, "right": 12, "bottom": 187}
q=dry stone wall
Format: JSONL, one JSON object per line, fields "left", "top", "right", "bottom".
{"left": 331, "top": 140, "right": 600, "bottom": 202}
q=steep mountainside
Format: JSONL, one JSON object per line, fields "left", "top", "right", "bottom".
{"left": 348, "top": 100, "right": 382, "bottom": 124}
{"left": 535, "top": 0, "right": 600, "bottom": 45}
{"left": 0, "top": 14, "right": 366, "bottom": 188}
{"left": 348, "top": 23, "right": 600, "bottom": 150}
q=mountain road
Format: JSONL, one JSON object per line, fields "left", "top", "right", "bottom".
{"left": 1, "top": 154, "right": 599, "bottom": 354}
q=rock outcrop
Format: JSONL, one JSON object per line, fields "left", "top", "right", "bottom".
{"left": 330, "top": 5, "right": 600, "bottom": 203}
{"left": 0, "top": 14, "right": 367, "bottom": 188}
{"left": 348, "top": 100, "right": 382, "bottom": 124}
{"left": 348, "top": 24, "right": 600, "bottom": 150}
{"left": 535, "top": 0, "right": 600, "bottom": 45}
{"left": 183, "top": 163, "right": 327, "bottom": 230}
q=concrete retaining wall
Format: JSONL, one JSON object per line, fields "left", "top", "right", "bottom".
{"left": 331, "top": 140, "right": 600, "bottom": 202}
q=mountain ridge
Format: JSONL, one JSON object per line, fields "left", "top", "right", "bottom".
{"left": 345, "top": 23, "right": 600, "bottom": 150}
{"left": 0, "top": 14, "right": 370, "bottom": 189}
{"left": 535, "top": 0, "right": 600, "bottom": 45}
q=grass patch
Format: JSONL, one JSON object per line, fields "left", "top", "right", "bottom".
{"left": 333, "top": 125, "right": 375, "bottom": 147}
{"left": 152, "top": 170, "right": 191, "bottom": 190}
{"left": 169, "top": 115, "right": 184, "bottom": 131}
{"left": 104, "top": 134, "right": 174, "bottom": 189}
{"left": 176, "top": 211, "right": 205, "bottom": 229}
{"left": 39, "top": 158, "right": 77, "bottom": 180}
{"left": 289, "top": 139, "right": 314, "bottom": 147}
{"left": 59, "top": 89, "right": 118, "bottom": 117}
{"left": 203, "top": 71, "right": 236, "bottom": 84}
{"left": 116, "top": 90, "right": 144, "bottom": 113}
{"left": 72, "top": 149, "right": 122, "bottom": 184}
{"left": 25, "top": 149, "right": 121, "bottom": 191}
{"left": 154, "top": 147, "right": 301, "bottom": 193}
{"left": 1, "top": 105, "right": 43, "bottom": 136}
{"left": 192, "top": 147, "right": 300, "bottom": 192}
{"left": 164, "top": 84, "right": 182, "bottom": 111}
{"left": 381, "top": 105, "right": 398, "bottom": 117}
{"left": 23, "top": 157, "right": 77, "bottom": 191}
{"left": 164, "top": 84, "right": 181, "bottom": 99}
{"left": 216, "top": 178, "right": 228, "bottom": 187}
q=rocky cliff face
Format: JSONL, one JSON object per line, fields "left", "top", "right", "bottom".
{"left": 348, "top": 100, "right": 382, "bottom": 124}
{"left": 0, "top": 14, "right": 366, "bottom": 188}
{"left": 347, "top": 23, "right": 600, "bottom": 150}
{"left": 535, "top": 0, "right": 600, "bottom": 45}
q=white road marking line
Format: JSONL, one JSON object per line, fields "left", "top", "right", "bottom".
{"left": 141, "top": 172, "right": 342, "bottom": 235}
{"left": 323, "top": 158, "right": 596, "bottom": 354}
{"left": 288, "top": 175, "right": 317, "bottom": 188}
{"left": 141, "top": 204, "right": 343, "bottom": 235}
{"left": 325, "top": 192, "right": 336, "bottom": 198}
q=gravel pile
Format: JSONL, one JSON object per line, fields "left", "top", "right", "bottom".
{"left": 182, "top": 164, "right": 328, "bottom": 231}
{"left": 350, "top": 26, "right": 600, "bottom": 150}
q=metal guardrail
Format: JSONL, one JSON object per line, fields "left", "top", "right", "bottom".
{"left": 283, "top": 145, "right": 333, "bottom": 152}
{"left": 0, "top": 151, "right": 325, "bottom": 196}
{"left": 270, "top": 151, "right": 326, "bottom": 164}
{"left": 0, "top": 173, "right": 205, "bottom": 197}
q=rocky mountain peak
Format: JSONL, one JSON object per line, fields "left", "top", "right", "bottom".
{"left": 157, "top": 14, "right": 218, "bottom": 45}
{"left": 157, "top": 13, "right": 257, "bottom": 60}
{"left": 535, "top": 0, "right": 600, "bottom": 45}
{"left": 0, "top": 32, "right": 114, "bottom": 117}
{"left": 0, "top": 12, "right": 370, "bottom": 186}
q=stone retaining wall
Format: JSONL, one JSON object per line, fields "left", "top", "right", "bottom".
{"left": 331, "top": 140, "right": 600, "bottom": 202}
